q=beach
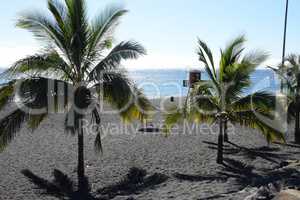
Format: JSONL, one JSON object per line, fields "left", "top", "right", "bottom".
{"left": 2, "top": 0, "right": 300, "bottom": 199}
{"left": 0, "top": 99, "right": 300, "bottom": 200}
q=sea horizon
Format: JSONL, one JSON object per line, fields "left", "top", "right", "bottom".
{"left": 128, "top": 68, "right": 279, "bottom": 98}
{"left": 0, "top": 68, "right": 279, "bottom": 99}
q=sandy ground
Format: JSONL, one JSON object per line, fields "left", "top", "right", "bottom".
{"left": 0, "top": 98, "right": 300, "bottom": 200}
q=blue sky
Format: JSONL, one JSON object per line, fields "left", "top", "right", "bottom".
{"left": 1, "top": 0, "right": 300, "bottom": 69}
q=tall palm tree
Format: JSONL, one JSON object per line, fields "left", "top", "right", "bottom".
{"left": 165, "top": 36, "right": 284, "bottom": 164}
{"left": 0, "top": 0, "right": 152, "bottom": 191}
{"left": 271, "top": 54, "right": 300, "bottom": 144}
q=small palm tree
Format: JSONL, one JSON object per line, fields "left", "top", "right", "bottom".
{"left": 271, "top": 54, "right": 300, "bottom": 144}
{"left": 285, "top": 55, "right": 300, "bottom": 144}
{"left": 0, "top": 0, "right": 152, "bottom": 191}
{"left": 165, "top": 36, "right": 284, "bottom": 164}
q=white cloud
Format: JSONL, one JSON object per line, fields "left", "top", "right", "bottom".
{"left": 0, "top": 44, "right": 281, "bottom": 71}
{"left": 263, "top": 58, "right": 281, "bottom": 68}
{"left": 123, "top": 53, "right": 200, "bottom": 70}
{"left": 0, "top": 45, "right": 39, "bottom": 69}
{"left": 123, "top": 54, "right": 282, "bottom": 70}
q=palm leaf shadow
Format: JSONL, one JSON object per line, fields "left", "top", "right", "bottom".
{"left": 226, "top": 141, "right": 290, "bottom": 163}
{"left": 203, "top": 140, "right": 290, "bottom": 163}
{"left": 174, "top": 158, "right": 300, "bottom": 199}
{"left": 202, "top": 141, "right": 240, "bottom": 155}
{"left": 220, "top": 158, "right": 300, "bottom": 189}
{"left": 97, "top": 167, "right": 168, "bottom": 199}
{"left": 274, "top": 141, "right": 300, "bottom": 149}
{"left": 22, "top": 167, "right": 168, "bottom": 200}
{"left": 21, "top": 169, "right": 96, "bottom": 200}
{"left": 173, "top": 158, "right": 255, "bottom": 189}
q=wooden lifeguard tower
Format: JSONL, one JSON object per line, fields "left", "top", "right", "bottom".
{"left": 183, "top": 70, "right": 202, "bottom": 88}
{"left": 139, "top": 70, "right": 203, "bottom": 133}
{"left": 182, "top": 70, "right": 202, "bottom": 115}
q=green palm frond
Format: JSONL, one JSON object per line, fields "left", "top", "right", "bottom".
{"left": 197, "top": 40, "right": 218, "bottom": 89}
{"left": 224, "top": 64, "right": 252, "bottom": 99}
{"left": 241, "top": 50, "right": 269, "bottom": 66}
{"left": 164, "top": 106, "right": 216, "bottom": 135}
{"left": 85, "top": 5, "right": 127, "bottom": 66}
{"left": 88, "top": 41, "right": 146, "bottom": 80}
{"left": 190, "top": 81, "right": 219, "bottom": 113}
{"left": 47, "top": 0, "right": 69, "bottom": 33}
{"left": 99, "top": 72, "right": 132, "bottom": 108}
{"left": 197, "top": 39, "right": 216, "bottom": 76}
{"left": 2, "top": 52, "right": 73, "bottom": 81}
{"left": 0, "top": 107, "right": 51, "bottom": 151}
{"left": 231, "top": 91, "right": 275, "bottom": 112}
{"left": 219, "top": 35, "right": 246, "bottom": 80}
{"left": 65, "top": 0, "right": 89, "bottom": 70}
{"left": 222, "top": 35, "right": 246, "bottom": 62}
{"left": 0, "top": 81, "right": 15, "bottom": 110}
{"left": 191, "top": 81, "right": 214, "bottom": 96}
{"left": 0, "top": 109, "right": 28, "bottom": 152}
{"left": 164, "top": 107, "right": 185, "bottom": 135}
{"left": 230, "top": 92, "right": 283, "bottom": 143}
{"left": 96, "top": 72, "right": 152, "bottom": 122}
{"left": 119, "top": 88, "right": 153, "bottom": 123}
{"left": 187, "top": 108, "right": 216, "bottom": 124}
{"left": 28, "top": 114, "right": 48, "bottom": 130}
{"left": 231, "top": 110, "right": 284, "bottom": 143}
{"left": 65, "top": 0, "right": 88, "bottom": 33}
{"left": 16, "top": 11, "right": 68, "bottom": 55}
{"left": 225, "top": 51, "right": 268, "bottom": 102}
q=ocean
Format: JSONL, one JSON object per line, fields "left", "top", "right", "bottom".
{"left": 0, "top": 68, "right": 279, "bottom": 98}
{"left": 128, "top": 69, "right": 279, "bottom": 98}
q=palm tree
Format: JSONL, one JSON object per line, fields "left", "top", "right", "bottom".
{"left": 285, "top": 55, "right": 300, "bottom": 144}
{"left": 271, "top": 54, "right": 300, "bottom": 144}
{"left": 165, "top": 35, "right": 284, "bottom": 164}
{"left": 0, "top": 0, "right": 152, "bottom": 192}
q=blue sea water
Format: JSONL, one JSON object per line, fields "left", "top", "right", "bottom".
{"left": 128, "top": 69, "right": 279, "bottom": 98}
{"left": 0, "top": 68, "right": 280, "bottom": 98}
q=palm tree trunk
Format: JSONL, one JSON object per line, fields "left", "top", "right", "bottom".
{"left": 77, "top": 118, "right": 85, "bottom": 192}
{"left": 281, "top": 0, "right": 289, "bottom": 92}
{"left": 217, "top": 120, "right": 223, "bottom": 164}
{"left": 296, "top": 74, "right": 300, "bottom": 144}
{"left": 224, "top": 120, "right": 228, "bottom": 142}
{"left": 295, "top": 111, "right": 300, "bottom": 144}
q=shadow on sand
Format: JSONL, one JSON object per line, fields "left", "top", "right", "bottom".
{"left": 203, "top": 141, "right": 240, "bottom": 155}
{"left": 274, "top": 141, "right": 300, "bottom": 148}
{"left": 97, "top": 167, "right": 168, "bottom": 199}
{"left": 174, "top": 157, "right": 300, "bottom": 199}
{"left": 203, "top": 140, "right": 290, "bottom": 164}
{"left": 21, "top": 141, "right": 299, "bottom": 199}
{"left": 21, "top": 169, "right": 96, "bottom": 200}
{"left": 173, "top": 158, "right": 255, "bottom": 188}
{"left": 22, "top": 167, "right": 168, "bottom": 200}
